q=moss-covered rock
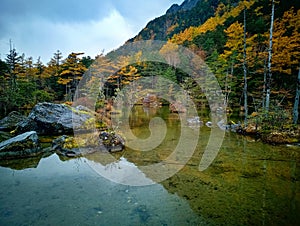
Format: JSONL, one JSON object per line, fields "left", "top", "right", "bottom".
{"left": 52, "top": 131, "right": 125, "bottom": 157}
{"left": 0, "top": 131, "right": 43, "bottom": 159}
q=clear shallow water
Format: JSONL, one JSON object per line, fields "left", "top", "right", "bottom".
{"left": 0, "top": 106, "right": 299, "bottom": 225}
{"left": 0, "top": 154, "right": 205, "bottom": 226}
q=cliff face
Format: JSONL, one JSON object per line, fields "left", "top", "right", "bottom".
{"left": 166, "top": 0, "right": 201, "bottom": 14}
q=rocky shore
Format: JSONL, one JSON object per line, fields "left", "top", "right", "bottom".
{"left": 0, "top": 102, "right": 125, "bottom": 159}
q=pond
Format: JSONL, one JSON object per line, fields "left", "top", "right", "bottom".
{"left": 0, "top": 106, "right": 299, "bottom": 225}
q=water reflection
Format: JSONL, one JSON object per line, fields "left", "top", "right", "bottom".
{"left": 0, "top": 153, "right": 52, "bottom": 170}
{"left": 0, "top": 154, "right": 206, "bottom": 226}
{"left": 86, "top": 155, "right": 154, "bottom": 186}
{"left": 0, "top": 106, "right": 299, "bottom": 225}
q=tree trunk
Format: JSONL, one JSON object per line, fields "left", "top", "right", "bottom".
{"left": 293, "top": 65, "right": 300, "bottom": 124}
{"left": 243, "top": 9, "right": 248, "bottom": 126}
{"left": 262, "top": 58, "right": 267, "bottom": 109}
{"left": 224, "top": 68, "right": 229, "bottom": 106}
{"left": 265, "top": 0, "right": 275, "bottom": 112}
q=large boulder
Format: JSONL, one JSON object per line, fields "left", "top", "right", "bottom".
{"left": 16, "top": 102, "right": 94, "bottom": 135}
{"left": 0, "top": 111, "right": 26, "bottom": 132}
{"left": 0, "top": 131, "right": 41, "bottom": 159}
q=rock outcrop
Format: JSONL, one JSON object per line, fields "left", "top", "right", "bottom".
{"left": 0, "top": 131, "right": 41, "bottom": 159}
{"left": 16, "top": 102, "right": 94, "bottom": 135}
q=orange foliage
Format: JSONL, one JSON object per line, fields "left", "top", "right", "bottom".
{"left": 170, "top": 0, "right": 255, "bottom": 45}
{"left": 272, "top": 8, "right": 300, "bottom": 74}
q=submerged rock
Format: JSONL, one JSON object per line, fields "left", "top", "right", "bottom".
{"left": 16, "top": 102, "right": 94, "bottom": 135}
{"left": 0, "top": 131, "right": 42, "bottom": 159}
{"left": 0, "top": 111, "right": 26, "bottom": 132}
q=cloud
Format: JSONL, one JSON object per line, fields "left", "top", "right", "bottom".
{"left": 0, "top": 0, "right": 184, "bottom": 62}
{"left": 1, "top": 9, "right": 135, "bottom": 62}
{"left": 0, "top": 0, "right": 112, "bottom": 23}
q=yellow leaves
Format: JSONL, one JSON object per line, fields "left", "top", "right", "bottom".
{"left": 224, "top": 22, "right": 244, "bottom": 45}
{"left": 271, "top": 8, "right": 300, "bottom": 74}
{"left": 60, "top": 69, "right": 72, "bottom": 75}
{"left": 160, "top": 42, "right": 179, "bottom": 54}
{"left": 57, "top": 77, "right": 72, "bottom": 85}
{"left": 221, "top": 21, "right": 244, "bottom": 62}
{"left": 171, "top": 26, "right": 197, "bottom": 44}
{"left": 254, "top": 6, "right": 264, "bottom": 16}
{"left": 215, "top": 3, "right": 227, "bottom": 17}
{"left": 167, "top": 23, "right": 179, "bottom": 35}
{"left": 159, "top": 42, "right": 181, "bottom": 66}
{"left": 170, "top": 0, "right": 255, "bottom": 45}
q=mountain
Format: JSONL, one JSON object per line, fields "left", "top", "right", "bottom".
{"left": 166, "top": 0, "right": 201, "bottom": 14}
{"left": 111, "top": 0, "right": 300, "bottom": 114}
{"left": 126, "top": 0, "right": 227, "bottom": 42}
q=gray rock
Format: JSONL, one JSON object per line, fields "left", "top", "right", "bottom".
{"left": 0, "top": 131, "right": 41, "bottom": 159}
{"left": 0, "top": 111, "right": 26, "bottom": 132}
{"left": 16, "top": 102, "right": 94, "bottom": 135}
{"left": 99, "top": 131, "right": 125, "bottom": 153}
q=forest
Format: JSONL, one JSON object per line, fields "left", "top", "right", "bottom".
{"left": 0, "top": 0, "right": 299, "bottom": 139}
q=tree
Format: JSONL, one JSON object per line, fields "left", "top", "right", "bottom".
{"left": 271, "top": 8, "right": 300, "bottom": 77}
{"left": 59, "top": 52, "right": 87, "bottom": 101}
{"left": 43, "top": 51, "right": 64, "bottom": 100}
{"left": 5, "top": 43, "right": 21, "bottom": 90}
{"left": 81, "top": 56, "right": 94, "bottom": 68}
{"left": 293, "top": 65, "right": 300, "bottom": 124}
{"left": 0, "top": 59, "right": 9, "bottom": 115}
{"left": 243, "top": 8, "right": 248, "bottom": 126}
{"left": 34, "top": 57, "right": 45, "bottom": 89}
{"left": 219, "top": 21, "right": 244, "bottom": 106}
{"left": 106, "top": 56, "right": 140, "bottom": 91}
{"left": 265, "top": 0, "right": 275, "bottom": 112}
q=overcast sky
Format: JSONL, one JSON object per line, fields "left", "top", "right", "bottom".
{"left": 0, "top": 0, "right": 183, "bottom": 63}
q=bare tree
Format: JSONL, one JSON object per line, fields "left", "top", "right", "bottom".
{"left": 293, "top": 65, "right": 300, "bottom": 124}
{"left": 265, "top": 0, "right": 275, "bottom": 112}
{"left": 243, "top": 9, "right": 248, "bottom": 126}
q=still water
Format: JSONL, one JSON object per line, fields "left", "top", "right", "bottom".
{"left": 0, "top": 106, "right": 299, "bottom": 225}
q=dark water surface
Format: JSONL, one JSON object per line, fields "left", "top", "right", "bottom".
{"left": 0, "top": 106, "right": 299, "bottom": 225}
